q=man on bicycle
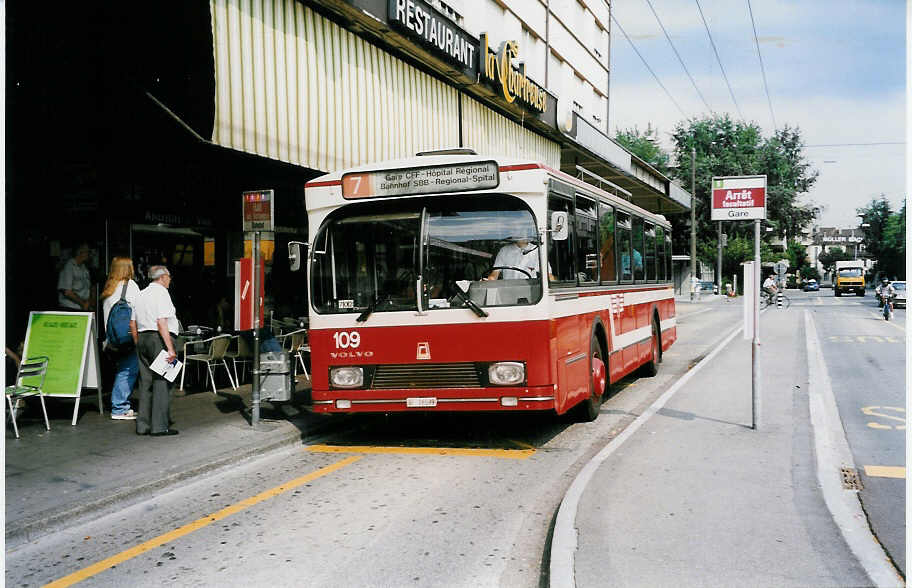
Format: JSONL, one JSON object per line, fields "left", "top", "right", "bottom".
{"left": 762, "top": 275, "right": 777, "bottom": 301}
{"left": 878, "top": 277, "right": 895, "bottom": 307}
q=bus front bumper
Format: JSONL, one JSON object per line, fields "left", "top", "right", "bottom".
{"left": 310, "top": 386, "right": 556, "bottom": 413}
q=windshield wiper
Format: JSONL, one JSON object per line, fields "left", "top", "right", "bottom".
{"left": 452, "top": 285, "right": 488, "bottom": 318}
{"left": 356, "top": 298, "right": 377, "bottom": 322}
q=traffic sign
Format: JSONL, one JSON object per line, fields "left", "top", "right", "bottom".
{"left": 774, "top": 261, "right": 789, "bottom": 275}
{"left": 711, "top": 175, "right": 767, "bottom": 221}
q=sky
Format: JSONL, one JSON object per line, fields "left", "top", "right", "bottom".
{"left": 608, "top": 0, "right": 906, "bottom": 229}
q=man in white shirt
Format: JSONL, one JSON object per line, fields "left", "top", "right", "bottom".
{"left": 134, "top": 266, "right": 180, "bottom": 436}
{"left": 486, "top": 237, "right": 542, "bottom": 280}
{"left": 762, "top": 275, "right": 778, "bottom": 300}
{"left": 57, "top": 243, "right": 92, "bottom": 310}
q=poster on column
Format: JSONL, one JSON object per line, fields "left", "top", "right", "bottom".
{"left": 19, "top": 311, "right": 103, "bottom": 424}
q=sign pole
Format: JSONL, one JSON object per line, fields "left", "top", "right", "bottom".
{"left": 242, "top": 189, "right": 273, "bottom": 430}
{"left": 252, "top": 230, "right": 261, "bottom": 429}
{"left": 752, "top": 219, "right": 761, "bottom": 430}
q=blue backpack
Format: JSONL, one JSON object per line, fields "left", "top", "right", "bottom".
{"left": 106, "top": 282, "right": 134, "bottom": 352}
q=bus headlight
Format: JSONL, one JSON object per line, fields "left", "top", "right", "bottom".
{"left": 488, "top": 362, "right": 525, "bottom": 386}
{"left": 330, "top": 366, "right": 364, "bottom": 388}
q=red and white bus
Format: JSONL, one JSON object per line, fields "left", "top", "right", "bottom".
{"left": 291, "top": 151, "right": 676, "bottom": 420}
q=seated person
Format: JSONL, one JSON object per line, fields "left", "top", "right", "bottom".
{"left": 485, "top": 237, "right": 551, "bottom": 280}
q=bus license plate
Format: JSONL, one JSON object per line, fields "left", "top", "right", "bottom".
{"left": 406, "top": 397, "right": 437, "bottom": 408}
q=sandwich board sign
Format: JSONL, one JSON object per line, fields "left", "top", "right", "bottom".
{"left": 20, "top": 311, "right": 103, "bottom": 425}
{"left": 711, "top": 175, "right": 767, "bottom": 221}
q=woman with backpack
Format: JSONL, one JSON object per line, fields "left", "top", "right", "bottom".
{"left": 102, "top": 256, "right": 140, "bottom": 420}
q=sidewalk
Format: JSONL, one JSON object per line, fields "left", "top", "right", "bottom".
{"left": 5, "top": 374, "right": 335, "bottom": 549}
{"left": 560, "top": 308, "right": 898, "bottom": 586}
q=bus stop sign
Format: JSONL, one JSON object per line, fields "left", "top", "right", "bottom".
{"left": 243, "top": 190, "right": 275, "bottom": 231}
{"left": 711, "top": 175, "right": 767, "bottom": 221}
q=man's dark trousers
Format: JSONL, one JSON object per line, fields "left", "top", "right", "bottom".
{"left": 136, "top": 331, "right": 172, "bottom": 434}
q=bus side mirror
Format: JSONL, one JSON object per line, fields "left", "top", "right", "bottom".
{"left": 550, "top": 211, "right": 568, "bottom": 241}
{"left": 288, "top": 241, "right": 307, "bottom": 272}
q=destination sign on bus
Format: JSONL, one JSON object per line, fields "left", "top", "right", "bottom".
{"left": 341, "top": 162, "right": 499, "bottom": 199}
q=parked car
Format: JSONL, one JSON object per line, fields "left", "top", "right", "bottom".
{"left": 803, "top": 279, "right": 819, "bottom": 292}
{"left": 892, "top": 281, "right": 906, "bottom": 308}
{"left": 699, "top": 281, "right": 715, "bottom": 293}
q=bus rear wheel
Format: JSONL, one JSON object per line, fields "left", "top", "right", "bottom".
{"left": 576, "top": 336, "right": 606, "bottom": 422}
{"left": 642, "top": 319, "right": 661, "bottom": 377}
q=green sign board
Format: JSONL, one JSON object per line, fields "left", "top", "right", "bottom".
{"left": 22, "top": 312, "right": 95, "bottom": 396}
{"left": 20, "top": 311, "right": 103, "bottom": 424}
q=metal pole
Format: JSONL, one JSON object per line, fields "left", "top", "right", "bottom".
{"left": 252, "top": 231, "right": 261, "bottom": 428}
{"left": 690, "top": 147, "right": 696, "bottom": 284}
{"left": 752, "top": 219, "right": 761, "bottom": 430}
{"left": 717, "top": 222, "right": 723, "bottom": 292}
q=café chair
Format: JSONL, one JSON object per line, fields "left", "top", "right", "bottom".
{"left": 281, "top": 328, "right": 311, "bottom": 382}
{"left": 224, "top": 335, "right": 253, "bottom": 385}
{"left": 6, "top": 356, "right": 50, "bottom": 439}
{"left": 181, "top": 334, "right": 237, "bottom": 394}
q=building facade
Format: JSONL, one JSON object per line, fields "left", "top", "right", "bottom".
{"left": 6, "top": 0, "right": 690, "bottom": 345}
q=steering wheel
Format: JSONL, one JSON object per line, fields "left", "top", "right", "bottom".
{"left": 481, "top": 266, "right": 533, "bottom": 280}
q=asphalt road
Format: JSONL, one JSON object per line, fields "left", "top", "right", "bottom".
{"left": 7, "top": 295, "right": 900, "bottom": 587}
{"left": 799, "top": 288, "right": 906, "bottom": 576}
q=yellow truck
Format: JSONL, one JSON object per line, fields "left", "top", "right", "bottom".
{"left": 834, "top": 260, "right": 865, "bottom": 297}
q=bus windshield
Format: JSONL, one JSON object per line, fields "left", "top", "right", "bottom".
{"left": 311, "top": 195, "right": 542, "bottom": 315}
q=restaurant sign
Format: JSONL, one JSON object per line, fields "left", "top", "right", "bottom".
{"left": 341, "top": 162, "right": 499, "bottom": 199}
{"left": 479, "top": 34, "right": 547, "bottom": 113}
{"left": 389, "top": 0, "right": 477, "bottom": 77}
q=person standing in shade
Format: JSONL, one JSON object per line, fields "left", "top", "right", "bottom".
{"left": 134, "top": 265, "right": 180, "bottom": 436}
{"left": 58, "top": 243, "right": 93, "bottom": 311}
{"left": 101, "top": 257, "right": 141, "bottom": 419}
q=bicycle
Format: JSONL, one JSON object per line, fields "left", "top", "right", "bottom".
{"left": 759, "top": 289, "right": 790, "bottom": 310}
{"left": 883, "top": 294, "right": 894, "bottom": 321}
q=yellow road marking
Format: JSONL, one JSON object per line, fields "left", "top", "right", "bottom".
{"left": 44, "top": 456, "right": 361, "bottom": 588}
{"left": 863, "top": 466, "right": 906, "bottom": 479}
{"left": 305, "top": 444, "right": 535, "bottom": 460}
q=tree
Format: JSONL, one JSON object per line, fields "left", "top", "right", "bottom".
{"left": 666, "top": 115, "right": 819, "bottom": 271}
{"left": 858, "top": 197, "right": 905, "bottom": 279}
{"left": 615, "top": 125, "right": 669, "bottom": 174}
{"left": 818, "top": 247, "right": 851, "bottom": 274}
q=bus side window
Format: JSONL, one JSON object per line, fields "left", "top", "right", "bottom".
{"left": 599, "top": 203, "right": 616, "bottom": 283}
{"left": 665, "top": 232, "right": 672, "bottom": 282}
{"left": 548, "top": 195, "right": 576, "bottom": 285}
{"left": 655, "top": 226, "right": 666, "bottom": 281}
{"left": 644, "top": 222, "right": 656, "bottom": 281}
{"left": 616, "top": 211, "right": 632, "bottom": 282}
{"left": 575, "top": 196, "right": 598, "bottom": 284}
{"left": 632, "top": 216, "right": 645, "bottom": 282}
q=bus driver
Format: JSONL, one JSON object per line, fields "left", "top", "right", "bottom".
{"left": 485, "top": 237, "right": 542, "bottom": 281}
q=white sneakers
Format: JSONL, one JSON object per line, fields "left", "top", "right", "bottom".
{"left": 112, "top": 409, "right": 137, "bottom": 420}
